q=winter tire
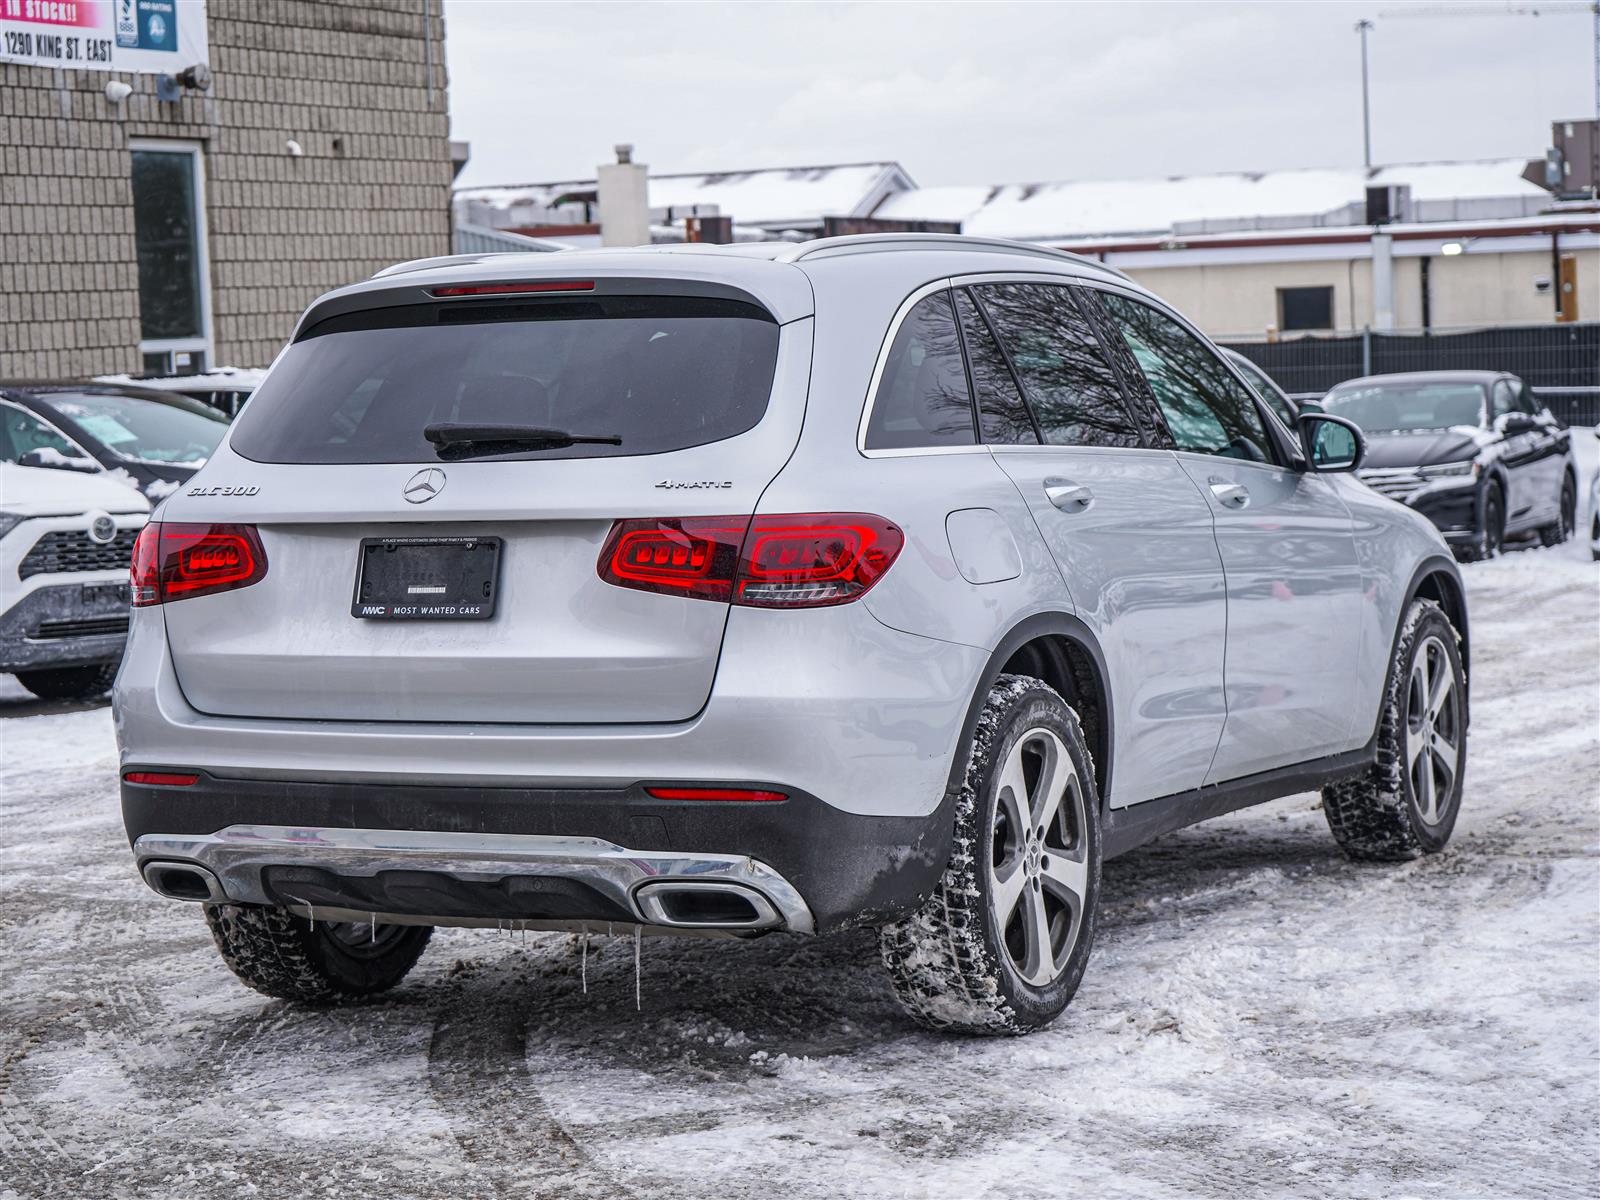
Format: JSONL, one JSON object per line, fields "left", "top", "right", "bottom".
{"left": 1539, "top": 474, "right": 1576, "bottom": 547}
{"left": 204, "top": 903, "right": 432, "bottom": 1003}
{"left": 15, "top": 662, "right": 119, "bottom": 701}
{"left": 1323, "top": 599, "right": 1466, "bottom": 862}
{"left": 880, "top": 674, "right": 1101, "bottom": 1035}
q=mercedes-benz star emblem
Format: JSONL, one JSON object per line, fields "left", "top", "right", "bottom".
{"left": 87, "top": 512, "right": 117, "bottom": 544}
{"left": 403, "top": 468, "right": 446, "bottom": 504}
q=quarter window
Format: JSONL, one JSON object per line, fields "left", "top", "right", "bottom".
{"left": 953, "top": 289, "right": 1037, "bottom": 444}
{"left": 865, "top": 291, "right": 976, "bottom": 450}
{"left": 974, "top": 283, "right": 1142, "bottom": 449}
{"left": 1100, "top": 293, "right": 1275, "bottom": 463}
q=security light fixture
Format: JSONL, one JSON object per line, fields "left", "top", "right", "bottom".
{"left": 156, "top": 63, "right": 212, "bottom": 102}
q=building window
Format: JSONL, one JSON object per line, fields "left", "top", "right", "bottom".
{"left": 1276, "top": 286, "right": 1334, "bottom": 333}
{"left": 130, "top": 141, "right": 212, "bottom": 375}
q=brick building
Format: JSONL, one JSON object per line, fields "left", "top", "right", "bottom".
{"left": 0, "top": 0, "right": 453, "bottom": 379}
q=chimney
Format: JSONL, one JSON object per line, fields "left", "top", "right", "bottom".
{"left": 597, "top": 143, "right": 650, "bottom": 247}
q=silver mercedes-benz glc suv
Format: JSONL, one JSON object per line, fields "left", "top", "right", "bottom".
{"left": 115, "top": 236, "right": 1469, "bottom": 1034}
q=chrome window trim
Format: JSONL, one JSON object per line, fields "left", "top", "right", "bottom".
{"left": 858, "top": 271, "right": 1178, "bottom": 461}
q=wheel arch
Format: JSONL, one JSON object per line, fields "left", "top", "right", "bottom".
{"left": 945, "top": 613, "right": 1114, "bottom": 809}
{"left": 1398, "top": 555, "right": 1470, "bottom": 727}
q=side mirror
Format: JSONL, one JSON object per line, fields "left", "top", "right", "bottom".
{"left": 1496, "top": 412, "right": 1537, "bottom": 435}
{"left": 1298, "top": 413, "right": 1365, "bottom": 473}
{"left": 17, "top": 447, "right": 99, "bottom": 473}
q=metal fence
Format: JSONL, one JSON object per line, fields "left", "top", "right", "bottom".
{"left": 1220, "top": 323, "right": 1600, "bottom": 426}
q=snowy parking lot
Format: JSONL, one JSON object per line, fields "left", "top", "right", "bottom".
{"left": 2, "top": 533, "right": 1596, "bottom": 1198}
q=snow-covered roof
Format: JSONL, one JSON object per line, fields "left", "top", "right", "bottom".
{"left": 456, "top": 162, "right": 915, "bottom": 231}
{"left": 873, "top": 159, "right": 1550, "bottom": 242}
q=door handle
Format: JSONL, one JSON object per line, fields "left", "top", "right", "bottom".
{"left": 1044, "top": 480, "right": 1095, "bottom": 512}
{"left": 1209, "top": 481, "right": 1250, "bottom": 509}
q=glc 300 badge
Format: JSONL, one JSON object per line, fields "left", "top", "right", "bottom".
{"left": 404, "top": 467, "right": 447, "bottom": 503}
{"left": 654, "top": 479, "right": 732, "bottom": 489}
{"left": 187, "top": 485, "right": 260, "bottom": 497}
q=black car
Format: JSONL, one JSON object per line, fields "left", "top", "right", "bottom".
{"left": 1323, "top": 371, "right": 1577, "bottom": 560}
{"left": 0, "top": 383, "right": 229, "bottom": 500}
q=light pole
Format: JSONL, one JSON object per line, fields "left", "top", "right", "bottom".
{"left": 1356, "top": 18, "right": 1374, "bottom": 170}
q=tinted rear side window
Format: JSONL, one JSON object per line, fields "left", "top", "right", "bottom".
{"left": 865, "top": 291, "right": 977, "bottom": 450}
{"left": 953, "top": 288, "right": 1038, "bottom": 445}
{"left": 974, "top": 283, "right": 1142, "bottom": 449}
{"left": 229, "top": 296, "right": 780, "bottom": 464}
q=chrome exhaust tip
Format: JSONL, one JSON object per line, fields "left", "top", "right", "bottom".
{"left": 634, "top": 881, "right": 783, "bottom": 930}
{"left": 141, "top": 860, "right": 228, "bottom": 903}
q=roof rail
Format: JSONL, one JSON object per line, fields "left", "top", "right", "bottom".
{"left": 775, "top": 233, "right": 1131, "bottom": 281}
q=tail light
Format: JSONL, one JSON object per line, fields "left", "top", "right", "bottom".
{"left": 599, "top": 517, "right": 749, "bottom": 601}
{"left": 123, "top": 771, "right": 199, "bottom": 787}
{"left": 131, "top": 522, "right": 268, "bottom": 607}
{"left": 599, "top": 513, "right": 902, "bottom": 608}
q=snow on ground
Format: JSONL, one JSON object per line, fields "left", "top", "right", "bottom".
{"left": 1, "top": 538, "right": 1595, "bottom": 1198}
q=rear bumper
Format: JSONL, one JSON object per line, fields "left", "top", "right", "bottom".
{"left": 134, "top": 825, "right": 815, "bottom": 934}
{"left": 122, "top": 773, "right": 955, "bottom": 932}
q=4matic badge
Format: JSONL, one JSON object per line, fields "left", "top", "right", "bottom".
{"left": 654, "top": 479, "right": 732, "bottom": 490}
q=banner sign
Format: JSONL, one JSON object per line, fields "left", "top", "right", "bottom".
{"left": 1, "top": 0, "right": 207, "bottom": 73}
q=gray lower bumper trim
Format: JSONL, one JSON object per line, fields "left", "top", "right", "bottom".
{"left": 132, "top": 824, "right": 816, "bottom": 934}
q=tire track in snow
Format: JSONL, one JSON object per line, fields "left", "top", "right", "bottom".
{"left": 426, "top": 955, "right": 631, "bottom": 1199}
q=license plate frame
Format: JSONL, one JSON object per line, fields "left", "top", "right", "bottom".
{"left": 351, "top": 535, "right": 502, "bottom": 621}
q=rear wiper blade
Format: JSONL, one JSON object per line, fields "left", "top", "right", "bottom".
{"left": 423, "top": 423, "right": 622, "bottom": 461}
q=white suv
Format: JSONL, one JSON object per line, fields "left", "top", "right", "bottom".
{"left": 115, "top": 236, "right": 1469, "bottom": 1033}
{"left": 1, "top": 462, "right": 148, "bottom": 699}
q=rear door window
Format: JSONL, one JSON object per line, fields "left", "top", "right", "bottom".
{"left": 1098, "top": 292, "right": 1276, "bottom": 463}
{"left": 972, "top": 283, "right": 1143, "bottom": 449}
{"left": 229, "top": 295, "right": 781, "bottom": 464}
{"left": 865, "top": 290, "right": 977, "bottom": 450}
{"left": 953, "top": 288, "right": 1037, "bottom": 445}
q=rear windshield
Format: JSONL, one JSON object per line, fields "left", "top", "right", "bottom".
{"left": 229, "top": 295, "right": 781, "bottom": 464}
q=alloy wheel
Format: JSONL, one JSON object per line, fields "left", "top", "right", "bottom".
{"left": 1404, "top": 634, "right": 1462, "bottom": 825}
{"left": 987, "top": 728, "right": 1089, "bottom": 987}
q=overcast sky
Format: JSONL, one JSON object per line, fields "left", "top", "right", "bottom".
{"left": 446, "top": 1, "right": 1594, "bottom": 190}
